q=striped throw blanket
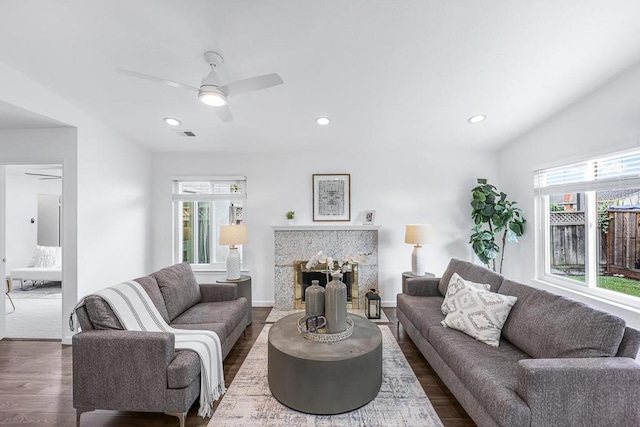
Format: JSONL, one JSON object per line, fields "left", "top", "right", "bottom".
{"left": 71, "top": 281, "right": 226, "bottom": 417}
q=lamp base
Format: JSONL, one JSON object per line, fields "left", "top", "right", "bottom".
{"left": 226, "top": 247, "right": 241, "bottom": 280}
{"left": 411, "top": 245, "right": 426, "bottom": 276}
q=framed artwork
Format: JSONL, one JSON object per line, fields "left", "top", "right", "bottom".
{"left": 313, "top": 173, "right": 351, "bottom": 221}
{"left": 363, "top": 210, "right": 376, "bottom": 225}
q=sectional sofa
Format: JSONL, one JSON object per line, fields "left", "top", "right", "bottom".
{"left": 397, "top": 258, "right": 640, "bottom": 427}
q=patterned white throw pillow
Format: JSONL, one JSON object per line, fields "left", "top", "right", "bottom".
{"left": 441, "top": 278, "right": 517, "bottom": 347}
{"left": 441, "top": 273, "right": 491, "bottom": 315}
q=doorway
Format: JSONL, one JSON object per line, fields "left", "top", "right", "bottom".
{"left": 4, "top": 164, "right": 62, "bottom": 339}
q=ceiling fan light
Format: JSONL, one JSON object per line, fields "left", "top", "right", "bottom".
{"left": 199, "top": 85, "right": 228, "bottom": 106}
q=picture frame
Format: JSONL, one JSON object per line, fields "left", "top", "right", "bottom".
{"left": 363, "top": 210, "right": 376, "bottom": 225}
{"left": 312, "top": 173, "right": 351, "bottom": 221}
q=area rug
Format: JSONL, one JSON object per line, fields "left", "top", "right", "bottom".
{"left": 265, "top": 308, "right": 389, "bottom": 324}
{"left": 209, "top": 325, "right": 443, "bottom": 427}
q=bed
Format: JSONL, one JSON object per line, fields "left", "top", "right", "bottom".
{"left": 10, "top": 246, "right": 62, "bottom": 291}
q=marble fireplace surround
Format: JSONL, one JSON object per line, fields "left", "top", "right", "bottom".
{"left": 273, "top": 225, "right": 380, "bottom": 310}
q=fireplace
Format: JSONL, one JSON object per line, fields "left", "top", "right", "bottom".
{"left": 294, "top": 261, "right": 359, "bottom": 309}
{"left": 273, "top": 226, "right": 379, "bottom": 310}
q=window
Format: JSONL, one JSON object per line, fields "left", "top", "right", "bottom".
{"left": 172, "top": 177, "right": 246, "bottom": 270}
{"left": 535, "top": 149, "right": 640, "bottom": 306}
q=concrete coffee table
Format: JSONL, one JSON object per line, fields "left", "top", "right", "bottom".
{"left": 268, "top": 313, "right": 382, "bottom": 415}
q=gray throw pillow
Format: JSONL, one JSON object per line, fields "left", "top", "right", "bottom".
{"left": 152, "top": 263, "right": 202, "bottom": 321}
{"left": 84, "top": 295, "right": 124, "bottom": 330}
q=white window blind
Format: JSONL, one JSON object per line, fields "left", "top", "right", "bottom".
{"left": 172, "top": 176, "right": 247, "bottom": 201}
{"left": 534, "top": 149, "right": 640, "bottom": 195}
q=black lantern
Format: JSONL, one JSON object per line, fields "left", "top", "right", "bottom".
{"left": 365, "top": 289, "right": 381, "bottom": 319}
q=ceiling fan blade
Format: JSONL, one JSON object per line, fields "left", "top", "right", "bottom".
{"left": 115, "top": 68, "right": 199, "bottom": 92}
{"left": 214, "top": 104, "right": 234, "bottom": 122}
{"left": 220, "top": 73, "right": 283, "bottom": 97}
{"left": 25, "top": 172, "right": 61, "bottom": 179}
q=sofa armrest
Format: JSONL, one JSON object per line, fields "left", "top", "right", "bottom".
{"left": 517, "top": 358, "right": 640, "bottom": 426}
{"left": 72, "top": 330, "right": 175, "bottom": 411}
{"left": 403, "top": 277, "right": 441, "bottom": 297}
{"left": 200, "top": 283, "right": 238, "bottom": 302}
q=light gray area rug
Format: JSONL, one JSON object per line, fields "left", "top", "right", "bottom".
{"left": 265, "top": 308, "right": 389, "bottom": 324}
{"left": 5, "top": 298, "right": 61, "bottom": 339}
{"left": 210, "top": 324, "right": 443, "bottom": 427}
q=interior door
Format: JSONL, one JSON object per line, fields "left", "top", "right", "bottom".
{"left": 0, "top": 165, "right": 6, "bottom": 338}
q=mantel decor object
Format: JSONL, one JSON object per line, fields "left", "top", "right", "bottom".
{"left": 405, "top": 224, "right": 432, "bottom": 276}
{"left": 312, "top": 173, "right": 351, "bottom": 221}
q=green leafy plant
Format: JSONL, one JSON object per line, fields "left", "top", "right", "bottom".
{"left": 469, "top": 178, "right": 526, "bottom": 273}
{"left": 285, "top": 210, "right": 295, "bottom": 220}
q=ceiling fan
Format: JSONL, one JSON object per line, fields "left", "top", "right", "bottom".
{"left": 116, "top": 52, "right": 284, "bottom": 122}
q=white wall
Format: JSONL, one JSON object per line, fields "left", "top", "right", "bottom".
{"left": 498, "top": 60, "right": 640, "bottom": 328}
{"left": 152, "top": 149, "right": 498, "bottom": 306}
{"left": 5, "top": 172, "right": 62, "bottom": 272}
{"left": 0, "top": 61, "right": 152, "bottom": 343}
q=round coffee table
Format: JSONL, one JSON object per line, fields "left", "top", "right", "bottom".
{"left": 267, "top": 313, "right": 382, "bottom": 415}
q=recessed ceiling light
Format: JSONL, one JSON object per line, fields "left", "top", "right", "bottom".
{"left": 164, "top": 117, "right": 182, "bottom": 126}
{"left": 316, "top": 117, "right": 331, "bottom": 126}
{"left": 468, "top": 115, "right": 486, "bottom": 124}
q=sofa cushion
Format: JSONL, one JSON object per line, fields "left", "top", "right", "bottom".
{"left": 84, "top": 295, "right": 124, "bottom": 330}
{"left": 441, "top": 280, "right": 517, "bottom": 347}
{"left": 428, "top": 326, "right": 532, "bottom": 427}
{"left": 439, "top": 258, "right": 503, "bottom": 296}
{"left": 171, "top": 322, "right": 227, "bottom": 342}
{"left": 134, "top": 275, "right": 171, "bottom": 323}
{"left": 167, "top": 350, "right": 201, "bottom": 389}
{"left": 499, "top": 279, "right": 626, "bottom": 358}
{"left": 152, "top": 263, "right": 202, "bottom": 321}
{"left": 441, "top": 272, "right": 491, "bottom": 315}
{"left": 171, "top": 299, "right": 248, "bottom": 338}
{"left": 397, "top": 293, "right": 445, "bottom": 339}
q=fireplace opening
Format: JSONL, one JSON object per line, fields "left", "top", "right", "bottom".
{"left": 294, "top": 261, "right": 359, "bottom": 309}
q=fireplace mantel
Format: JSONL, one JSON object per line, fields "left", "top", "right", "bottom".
{"left": 272, "top": 225, "right": 381, "bottom": 231}
{"left": 273, "top": 227, "right": 379, "bottom": 310}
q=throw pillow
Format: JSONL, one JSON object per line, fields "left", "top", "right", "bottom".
{"left": 441, "top": 272, "right": 491, "bottom": 315}
{"left": 441, "top": 279, "right": 517, "bottom": 347}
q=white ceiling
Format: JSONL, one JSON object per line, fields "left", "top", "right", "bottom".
{"left": 1, "top": 1, "right": 640, "bottom": 154}
{"left": 0, "top": 101, "right": 67, "bottom": 129}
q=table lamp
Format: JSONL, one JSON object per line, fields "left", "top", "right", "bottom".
{"left": 219, "top": 224, "right": 247, "bottom": 280}
{"left": 404, "top": 224, "right": 432, "bottom": 276}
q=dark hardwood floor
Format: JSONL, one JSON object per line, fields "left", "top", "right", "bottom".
{"left": 0, "top": 307, "right": 474, "bottom": 426}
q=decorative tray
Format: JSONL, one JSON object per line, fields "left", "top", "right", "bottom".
{"left": 296, "top": 316, "right": 354, "bottom": 342}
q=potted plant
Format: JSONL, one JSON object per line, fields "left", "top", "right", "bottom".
{"left": 285, "top": 210, "right": 295, "bottom": 224}
{"left": 469, "top": 178, "right": 526, "bottom": 273}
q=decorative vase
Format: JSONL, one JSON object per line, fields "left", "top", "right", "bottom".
{"left": 325, "top": 271, "right": 347, "bottom": 333}
{"left": 305, "top": 280, "right": 325, "bottom": 317}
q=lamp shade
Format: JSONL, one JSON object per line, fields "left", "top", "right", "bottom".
{"left": 219, "top": 224, "right": 247, "bottom": 246}
{"left": 404, "top": 224, "right": 432, "bottom": 245}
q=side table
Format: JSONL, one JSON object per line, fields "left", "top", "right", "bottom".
{"left": 217, "top": 275, "right": 252, "bottom": 325}
{"left": 401, "top": 271, "right": 436, "bottom": 294}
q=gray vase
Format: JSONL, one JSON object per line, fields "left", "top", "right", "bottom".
{"left": 305, "top": 280, "right": 325, "bottom": 317}
{"left": 325, "top": 272, "right": 347, "bottom": 333}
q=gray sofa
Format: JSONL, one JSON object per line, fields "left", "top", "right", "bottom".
{"left": 72, "top": 262, "right": 249, "bottom": 427}
{"left": 397, "top": 258, "right": 640, "bottom": 427}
